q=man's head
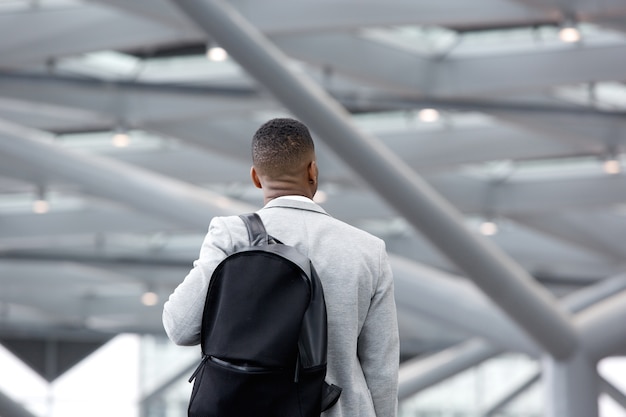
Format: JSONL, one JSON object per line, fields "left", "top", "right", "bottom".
{"left": 250, "top": 118, "right": 318, "bottom": 202}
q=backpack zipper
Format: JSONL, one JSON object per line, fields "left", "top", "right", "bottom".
{"left": 189, "top": 355, "right": 209, "bottom": 383}
{"left": 209, "top": 356, "right": 282, "bottom": 373}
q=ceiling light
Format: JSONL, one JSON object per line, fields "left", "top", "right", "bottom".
{"left": 558, "top": 25, "right": 581, "bottom": 43}
{"left": 141, "top": 291, "right": 159, "bottom": 307}
{"left": 603, "top": 158, "right": 621, "bottom": 175}
{"left": 32, "top": 186, "right": 49, "bottom": 214}
{"left": 112, "top": 131, "right": 130, "bottom": 148}
{"left": 479, "top": 220, "right": 498, "bottom": 236}
{"left": 418, "top": 108, "right": 440, "bottom": 123}
{"left": 206, "top": 46, "right": 228, "bottom": 62}
{"left": 32, "top": 199, "right": 49, "bottom": 214}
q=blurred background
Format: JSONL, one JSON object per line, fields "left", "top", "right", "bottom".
{"left": 1, "top": 0, "right": 626, "bottom": 416}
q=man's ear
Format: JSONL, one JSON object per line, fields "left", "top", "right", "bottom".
{"left": 308, "top": 160, "right": 318, "bottom": 184}
{"left": 250, "top": 166, "right": 262, "bottom": 189}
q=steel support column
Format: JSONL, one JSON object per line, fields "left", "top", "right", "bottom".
{"left": 170, "top": 0, "right": 577, "bottom": 360}
{"left": 543, "top": 351, "right": 599, "bottom": 417}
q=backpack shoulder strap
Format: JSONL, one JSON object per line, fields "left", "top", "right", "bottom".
{"left": 239, "top": 213, "right": 268, "bottom": 246}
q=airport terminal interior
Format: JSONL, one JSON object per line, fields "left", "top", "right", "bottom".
{"left": 1, "top": 0, "right": 626, "bottom": 416}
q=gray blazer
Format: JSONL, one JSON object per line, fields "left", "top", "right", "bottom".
{"left": 163, "top": 197, "right": 399, "bottom": 417}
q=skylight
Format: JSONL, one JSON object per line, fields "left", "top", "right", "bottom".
{"left": 361, "top": 23, "right": 626, "bottom": 58}
{"left": 555, "top": 82, "right": 626, "bottom": 111}
{"left": 461, "top": 155, "right": 623, "bottom": 182}
{"left": 54, "top": 50, "right": 246, "bottom": 84}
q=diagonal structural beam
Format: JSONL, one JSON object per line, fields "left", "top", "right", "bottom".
{"left": 398, "top": 339, "right": 499, "bottom": 401}
{"left": 141, "top": 357, "right": 198, "bottom": 405}
{"left": 484, "top": 371, "right": 540, "bottom": 416}
{"left": 171, "top": 0, "right": 578, "bottom": 359}
{"left": 482, "top": 373, "right": 626, "bottom": 416}
{"left": 484, "top": 373, "right": 626, "bottom": 416}
{"left": 600, "top": 377, "right": 626, "bottom": 410}
{"left": 0, "top": 119, "right": 253, "bottom": 229}
{"left": 392, "top": 256, "right": 538, "bottom": 355}
{"left": 398, "top": 273, "right": 626, "bottom": 399}
{"left": 0, "top": 389, "right": 38, "bottom": 417}
{"left": 576, "top": 289, "right": 626, "bottom": 361}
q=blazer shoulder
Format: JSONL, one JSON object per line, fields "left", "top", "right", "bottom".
{"left": 207, "top": 214, "right": 252, "bottom": 252}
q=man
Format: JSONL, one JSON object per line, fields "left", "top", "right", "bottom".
{"left": 163, "top": 118, "right": 399, "bottom": 417}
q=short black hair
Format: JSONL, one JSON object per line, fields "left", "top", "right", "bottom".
{"left": 252, "top": 118, "right": 315, "bottom": 177}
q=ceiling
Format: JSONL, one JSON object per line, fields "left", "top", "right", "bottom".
{"left": 1, "top": 0, "right": 626, "bottom": 384}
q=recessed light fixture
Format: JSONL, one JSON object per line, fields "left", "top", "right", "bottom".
{"left": 479, "top": 220, "right": 498, "bottom": 236}
{"left": 33, "top": 199, "right": 50, "bottom": 214}
{"left": 33, "top": 186, "right": 50, "bottom": 214}
{"left": 112, "top": 131, "right": 130, "bottom": 148}
{"left": 418, "top": 108, "right": 440, "bottom": 123}
{"left": 603, "top": 158, "right": 621, "bottom": 175}
{"left": 558, "top": 24, "right": 581, "bottom": 43}
{"left": 141, "top": 291, "right": 159, "bottom": 306}
{"left": 206, "top": 46, "right": 228, "bottom": 62}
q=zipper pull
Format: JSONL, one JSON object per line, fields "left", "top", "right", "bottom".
{"left": 189, "top": 355, "right": 209, "bottom": 383}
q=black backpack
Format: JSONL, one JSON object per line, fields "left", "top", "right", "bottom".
{"left": 188, "top": 213, "right": 341, "bottom": 417}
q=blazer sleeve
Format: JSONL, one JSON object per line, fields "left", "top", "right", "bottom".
{"left": 162, "top": 216, "right": 234, "bottom": 346}
{"left": 357, "top": 242, "right": 400, "bottom": 417}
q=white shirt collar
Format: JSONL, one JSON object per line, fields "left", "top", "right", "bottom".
{"left": 273, "top": 195, "right": 314, "bottom": 203}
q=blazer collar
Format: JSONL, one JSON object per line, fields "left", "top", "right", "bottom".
{"left": 263, "top": 197, "right": 329, "bottom": 216}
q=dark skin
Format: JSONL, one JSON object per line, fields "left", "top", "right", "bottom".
{"left": 250, "top": 155, "right": 319, "bottom": 205}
